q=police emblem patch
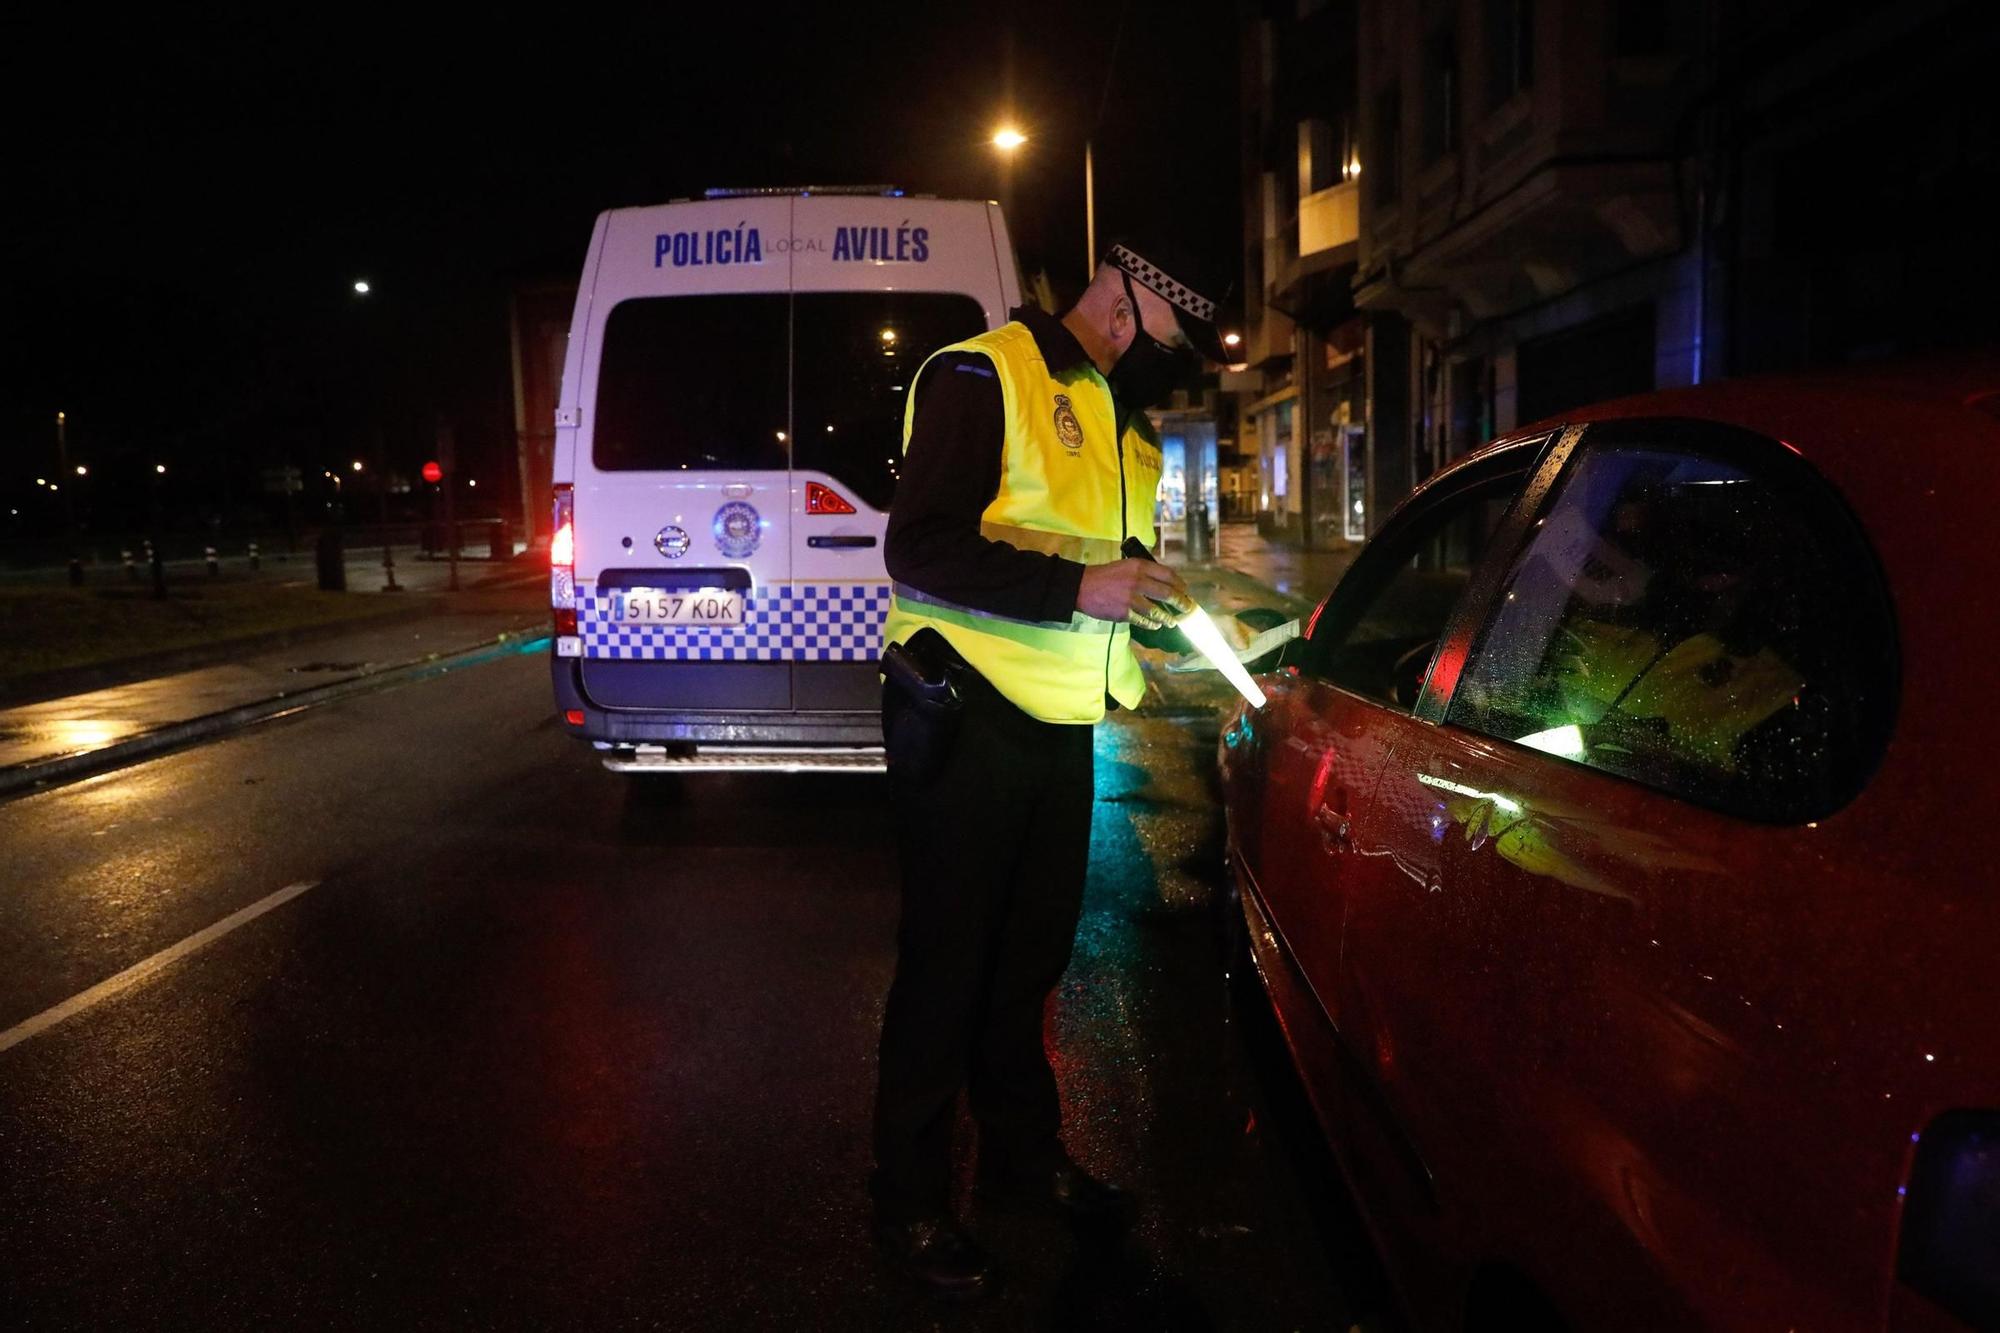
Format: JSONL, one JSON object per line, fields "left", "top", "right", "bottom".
{"left": 712, "top": 502, "right": 762, "bottom": 559}
{"left": 1053, "top": 394, "right": 1085, "bottom": 455}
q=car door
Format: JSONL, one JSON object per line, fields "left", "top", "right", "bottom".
{"left": 1239, "top": 442, "right": 1541, "bottom": 1330}
{"left": 1247, "top": 442, "right": 1543, "bottom": 1049}
{"left": 1351, "top": 419, "right": 1902, "bottom": 1329}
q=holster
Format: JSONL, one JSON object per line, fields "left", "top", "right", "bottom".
{"left": 880, "top": 627, "right": 972, "bottom": 781}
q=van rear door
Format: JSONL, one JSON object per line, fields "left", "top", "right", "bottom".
{"left": 573, "top": 198, "right": 795, "bottom": 711}
{"left": 785, "top": 197, "right": 1014, "bottom": 663}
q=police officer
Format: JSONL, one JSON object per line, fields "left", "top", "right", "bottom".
{"left": 870, "top": 237, "right": 1228, "bottom": 1297}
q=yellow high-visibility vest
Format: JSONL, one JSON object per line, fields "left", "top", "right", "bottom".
{"left": 883, "top": 321, "right": 1163, "bottom": 724}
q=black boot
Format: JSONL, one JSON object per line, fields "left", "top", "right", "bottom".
{"left": 976, "top": 1157, "right": 1137, "bottom": 1229}
{"left": 873, "top": 1214, "right": 996, "bottom": 1300}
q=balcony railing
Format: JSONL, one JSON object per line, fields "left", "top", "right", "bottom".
{"left": 1299, "top": 179, "right": 1360, "bottom": 256}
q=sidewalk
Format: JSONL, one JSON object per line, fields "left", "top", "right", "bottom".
{"left": 1136, "top": 522, "right": 1358, "bottom": 715}
{"left": 1165, "top": 521, "right": 1356, "bottom": 626}
{"left": 0, "top": 576, "right": 548, "bottom": 782}
{"left": 0, "top": 551, "right": 540, "bottom": 702}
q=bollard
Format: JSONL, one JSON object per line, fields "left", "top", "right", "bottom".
{"left": 205, "top": 545, "right": 219, "bottom": 577}
{"left": 314, "top": 527, "right": 346, "bottom": 592}
{"left": 123, "top": 548, "right": 137, "bottom": 581}
{"left": 248, "top": 541, "right": 260, "bottom": 571}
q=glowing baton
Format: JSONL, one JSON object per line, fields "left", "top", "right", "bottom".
{"left": 1120, "top": 538, "right": 1268, "bottom": 709}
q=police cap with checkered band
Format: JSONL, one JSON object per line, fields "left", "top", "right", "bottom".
{"left": 1102, "top": 236, "right": 1231, "bottom": 365}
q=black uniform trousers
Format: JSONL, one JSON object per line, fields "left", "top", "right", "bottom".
{"left": 869, "top": 671, "right": 1095, "bottom": 1221}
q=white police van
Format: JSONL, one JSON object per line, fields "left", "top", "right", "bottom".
{"left": 549, "top": 188, "right": 1022, "bottom": 772}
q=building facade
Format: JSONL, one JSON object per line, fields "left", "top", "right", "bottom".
{"left": 1237, "top": 0, "right": 1996, "bottom": 547}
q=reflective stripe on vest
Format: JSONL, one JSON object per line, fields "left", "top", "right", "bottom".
{"left": 883, "top": 322, "right": 1163, "bottom": 725}
{"left": 891, "top": 581, "right": 1119, "bottom": 635}
{"left": 977, "top": 520, "right": 1124, "bottom": 566}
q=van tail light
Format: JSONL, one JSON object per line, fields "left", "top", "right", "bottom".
{"left": 1899, "top": 1110, "right": 2000, "bottom": 1328}
{"left": 551, "top": 485, "right": 575, "bottom": 571}
{"left": 563, "top": 709, "right": 585, "bottom": 727}
{"left": 550, "top": 485, "right": 577, "bottom": 628}
{"left": 805, "top": 481, "right": 857, "bottom": 514}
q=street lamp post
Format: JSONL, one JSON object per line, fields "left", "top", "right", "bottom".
{"left": 1084, "top": 139, "right": 1096, "bottom": 280}
{"left": 55, "top": 411, "right": 82, "bottom": 583}
{"left": 360, "top": 453, "right": 399, "bottom": 591}
{"left": 349, "top": 279, "right": 399, "bottom": 590}
{"left": 992, "top": 126, "right": 1100, "bottom": 288}
{"left": 990, "top": 126, "right": 1024, "bottom": 237}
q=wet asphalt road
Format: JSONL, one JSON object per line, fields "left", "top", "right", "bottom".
{"left": 0, "top": 649, "right": 1384, "bottom": 1331}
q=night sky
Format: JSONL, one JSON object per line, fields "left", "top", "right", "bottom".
{"left": 1, "top": 4, "right": 1240, "bottom": 526}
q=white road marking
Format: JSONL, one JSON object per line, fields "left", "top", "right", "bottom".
{"left": 0, "top": 880, "right": 320, "bottom": 1055}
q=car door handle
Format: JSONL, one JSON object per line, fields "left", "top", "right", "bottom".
{"left": 1314, "top": 803, "right": 1352, "bottom": 848}
{"left": 807, "top": 535, "right": 877, "bottom": 549}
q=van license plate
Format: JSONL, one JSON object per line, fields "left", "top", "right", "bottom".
{"left": 611, "top": 589, "right": 744, "bottom": 625}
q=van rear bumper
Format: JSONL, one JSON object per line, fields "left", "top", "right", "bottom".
{"left": 552, "top": 654, "right": 883, "bottom": 747}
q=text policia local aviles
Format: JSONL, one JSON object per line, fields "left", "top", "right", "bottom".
{"left": 653, "top": 225, "right": 933, "bottom": 268}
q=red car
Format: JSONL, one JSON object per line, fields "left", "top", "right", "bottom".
{"left": 1219, "top": 356, "right": 2000, "bottom": 1332}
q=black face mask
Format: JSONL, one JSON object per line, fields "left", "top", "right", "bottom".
{"left": 1108, "top": 271, "right": 1199, "bottom": 411}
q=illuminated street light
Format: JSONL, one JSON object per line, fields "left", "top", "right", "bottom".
{"left": 351, "top": 460, "right": 364, "bottom": 472}
{"left": 1223, "top": 332, "right": 1242, "bottom": 349}
{"left": 353, "top": 279, "right": 372, "bottom": 295}
{"left": 468, "top": 479, "right": 477, "bottom": 488}
{"left": 155, "top": 463, "right": 167, "bottom": 474}
{"left": 75, "top": 465, "right": 87, "bottom": 476}
{"left": 991, "top": 127, "right": 1026, "bottom": 151}
{"left": 35, "top": 477, "right": 46, "bottom": 486}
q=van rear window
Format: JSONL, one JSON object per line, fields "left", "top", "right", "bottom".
{"left": 593, "top": 295, "right": 790, "bottom": 472}
{"left": 791, "top": 292, "right": 988, "bottom": 511}
{"left": 591, "top": 290, "right": 988, "bottom": 499}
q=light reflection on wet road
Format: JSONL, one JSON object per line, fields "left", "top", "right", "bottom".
{"left": 0, "top": 651, "right": 1375, "bottom": 1330}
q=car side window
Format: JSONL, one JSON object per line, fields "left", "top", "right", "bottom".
{"left": 1445, "top": 431, "right": 1898, "bottom": 822}
{"left": 1304, "top": 472, "right": 1521, "bottom": 709}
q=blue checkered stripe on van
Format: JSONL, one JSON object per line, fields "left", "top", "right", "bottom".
{"left": 577, "top": 583, "right": 890, "bottom": 661}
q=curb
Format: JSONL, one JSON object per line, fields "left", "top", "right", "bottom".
{"left": 0, "top": 624, "right": 551, "bottom": 803}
